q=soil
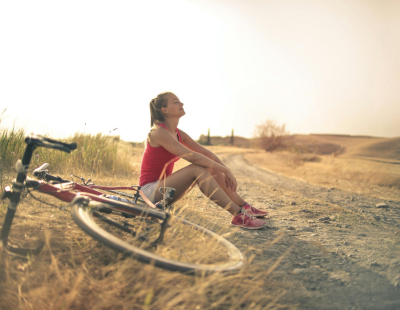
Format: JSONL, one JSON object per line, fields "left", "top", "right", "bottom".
{"left": 191, "top": 153, "right": 400, "bottom": 310}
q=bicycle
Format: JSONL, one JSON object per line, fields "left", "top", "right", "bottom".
{"left": 0, "top": 134, "right": 244, "bottom": 274}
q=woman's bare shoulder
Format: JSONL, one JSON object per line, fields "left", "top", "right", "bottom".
{"left": 150, "top": 125, "right": 169, "bottom": 137}
{"left": 148, "top": 125, "right": 175, "bottom": 147}
{"left": 148, "top": 126, "right": 163, "bottom": 147}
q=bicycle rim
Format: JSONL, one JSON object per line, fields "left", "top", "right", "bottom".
{"left": 71, "top": 200, "right": 244, "bottom": 274}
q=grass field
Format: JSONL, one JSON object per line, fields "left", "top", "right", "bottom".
{"left": 0, "top": 130, "right": 291, "bottom": 310}
{"left": 243, "top": 134, "right": 400, "bottom": 202}
{"left": 1, "top": 127, "right": 399, "bottom": 309}
{"left": 0, "top": 191, "right": 281, "bottom": 310}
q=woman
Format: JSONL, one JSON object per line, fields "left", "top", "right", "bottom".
{"left": 139, "top": 92, "right": 268, "bottom": 230}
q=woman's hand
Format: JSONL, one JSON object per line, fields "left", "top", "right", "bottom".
{"left": 224, "top": 168, "right": 237, "bottom": 192}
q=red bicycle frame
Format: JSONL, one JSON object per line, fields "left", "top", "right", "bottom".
{"left": 30, "top": 180, "right": 157, "bottom": 209}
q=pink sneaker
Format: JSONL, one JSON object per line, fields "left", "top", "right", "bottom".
{"left": 231, "top": 210, "right": 268, "bottom": 230}
{"left": 242, "top": 203, "right": 268, "bottom": 218}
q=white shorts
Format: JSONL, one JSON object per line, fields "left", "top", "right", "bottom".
{"left": 140, "top": 180, "right": 159, "bottom": 204}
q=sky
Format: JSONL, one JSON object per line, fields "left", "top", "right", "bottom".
{"left": 1, "top": 0, "right": 399, "bottom": 142}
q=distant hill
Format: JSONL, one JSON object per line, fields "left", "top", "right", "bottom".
{"left": 199, "top": 133, "right": 400, "bottom": 161}
{"left": 347, "top": 137, "right": 400, "bottom": 161}
{"left": 198, "top": 134, "right": 253, "bottom": 148}
{"left": 283, "top": 134, "right": 386, "bottom": 156}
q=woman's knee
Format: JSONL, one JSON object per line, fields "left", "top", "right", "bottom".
{"left": 187, "top": 164, "right": 208, "bottom": 177}
{"left": 207, "top": 168, "right": 224, "bottom": 182}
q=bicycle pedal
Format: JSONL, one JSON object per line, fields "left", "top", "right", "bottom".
{"left": 155, "top": 201, "right": 175, "bottom": 211}
{"left": 155, "top": 202, "right": 164, "bottom": 210}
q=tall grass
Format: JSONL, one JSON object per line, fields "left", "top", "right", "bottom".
{"left": 67, "top": 133, "right": 135, "bottom": 176}
{"left": 0, "top": 111, "right": 27, "bottom": 193}
{"left": 1, "top": 114, "right": 136, "bottom": 197}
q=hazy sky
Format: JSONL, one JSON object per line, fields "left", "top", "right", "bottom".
{"left": 1, "top": 0, "right": 399, "bottom": 142}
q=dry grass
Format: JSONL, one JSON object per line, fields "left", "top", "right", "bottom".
{"left": 6, "top": 131, "right": 396, "bottom": 309}
{"left": 245, "top": 150, "right": 400, "bottom": 201}
{"left": 244, "top": 133, "right": 400, "bottom": 201}
{"left": 0, "top": 123, "right": 142, "bottom": 199}
{"left": 0, "top": 182, "right": 291, "bottom": 310}
{"left": 0, "top": 138, "right": 293, "bottom": 309}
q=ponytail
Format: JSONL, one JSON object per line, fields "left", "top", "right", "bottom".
{"left": 150, "top": 99, "right": 157, "bottom": 127}
{"left": 149, "top": 92, "right": 172, "bottom": 128}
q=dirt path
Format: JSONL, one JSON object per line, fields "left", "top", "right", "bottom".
{"left": 207, "top": 153, "right": 400, "bottom": 309}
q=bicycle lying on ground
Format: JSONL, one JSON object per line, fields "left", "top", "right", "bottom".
{"left": 0, "top": 134, "right": 244, "bottom": 274}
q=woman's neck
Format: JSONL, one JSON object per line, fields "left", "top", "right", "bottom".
{"left": 162, "top": 118, "right": 179, "bottom": 134}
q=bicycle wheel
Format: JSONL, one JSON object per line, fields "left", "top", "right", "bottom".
{"left": 71, "top": 198, "right": 244, "bottom": 274}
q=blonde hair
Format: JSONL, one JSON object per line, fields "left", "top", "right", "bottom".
{"left": 147, "top": 91, "right": 173, "bottom": 144}
{"left": 149, "top": 91, "right": 172, "bottom": 127}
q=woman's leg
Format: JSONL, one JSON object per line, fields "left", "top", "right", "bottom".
{"left": 207, "top": 168, "right": 246, "bottom": 207}
{"left": 154, "top": 164, "right": 241, "bottom": 215}
{"left": 207, "top": 168, "right": 269, "bottom": 218}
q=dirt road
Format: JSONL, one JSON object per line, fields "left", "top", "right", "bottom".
{"left": 210, "top": 153, "right": 400, "bottom": 309}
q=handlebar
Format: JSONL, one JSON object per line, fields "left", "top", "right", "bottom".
{"left": 1, "top": 134, "right": 78, "bottom": 248}
{"left": 25, "top": 134, "right": 77, "bottom": 153}
{"left": 17, "top": 133, "right": 76, "bottom": 170}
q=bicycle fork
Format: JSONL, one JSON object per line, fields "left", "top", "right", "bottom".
{"left": 1, "top": 143, "right": 43, "bottom": 256}
{"left": 1, "top": 194, "right": 18, "bottom": 246}
{"left": 1, "top": 161, "right": 29, "bottom": 247}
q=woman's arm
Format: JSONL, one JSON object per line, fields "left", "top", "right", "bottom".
{"left": 151, "top": 127, "right": 224, "bottom": 171}
{"left": 179, "top": 129, "right": 226, "bottom": 167}
{"left": 151, "top": 127, "right": 237, "bottom": 191}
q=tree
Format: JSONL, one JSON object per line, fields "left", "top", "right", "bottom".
{"left": 253, "top": 120, "right": 288, "bottom": 152}
{"left": 230, "top": 129, "right": 234, "bottom": 145}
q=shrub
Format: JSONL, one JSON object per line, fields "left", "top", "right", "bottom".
{"left": 253, "top": 120, "right": 288, "bottom": 152}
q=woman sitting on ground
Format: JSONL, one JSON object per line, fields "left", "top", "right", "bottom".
{"left": 139, "top": 91, "right": 268, "bottom": 230}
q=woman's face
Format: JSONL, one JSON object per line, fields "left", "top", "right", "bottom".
{"left": 162, "top": 93, "right": 185, "bottom": 118}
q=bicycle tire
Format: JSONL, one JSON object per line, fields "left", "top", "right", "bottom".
{"left": 71, "top": 199, "right": 244, "bottom": 274}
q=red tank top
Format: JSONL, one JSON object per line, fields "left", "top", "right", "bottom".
{"left": 139, "top": 123, "right": 182, "bottom": 186}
